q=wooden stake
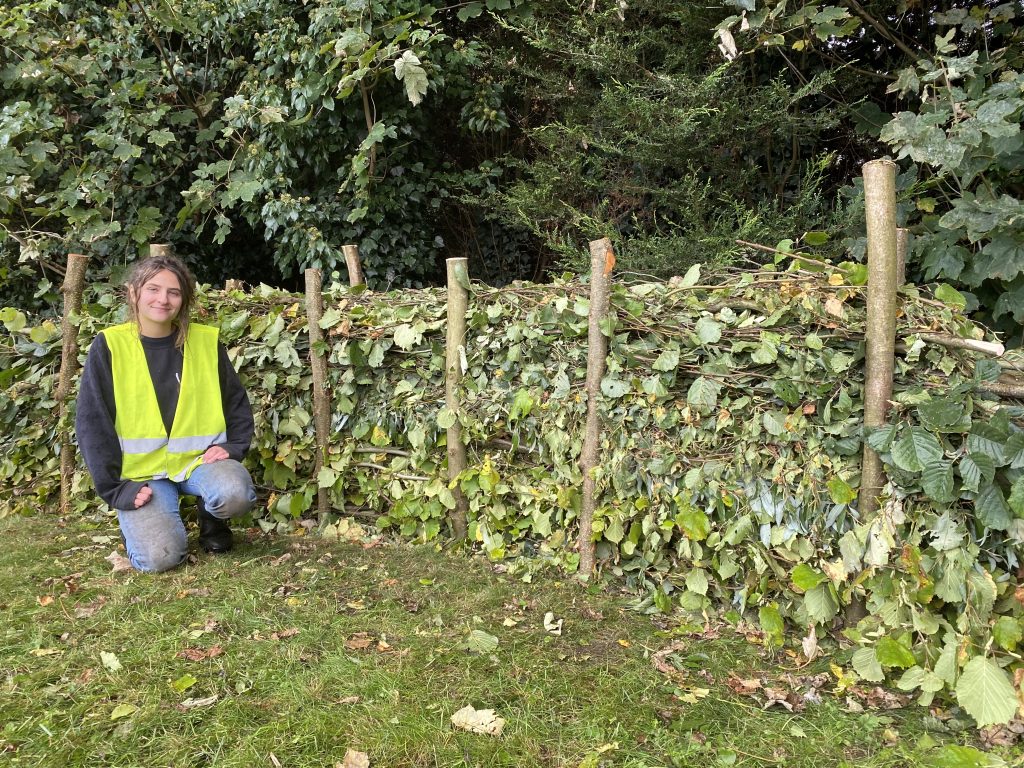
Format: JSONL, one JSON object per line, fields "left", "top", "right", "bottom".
{"left": 445, "top": 258, "right": 470, "bottom": 541}
{"left": 304, "top": 268, "right": 332, "bottom": 519}
{"left": 57, "top": 253, "right": 90, "bottom": 516}
{"left": 577, "top": 237, "right": 615, "bottom": 578}
{"left": 858, "top": 159, "right": 898, "bottom": 518}
{"left": 342, "top": 244, "right": 365, "bottom": 287}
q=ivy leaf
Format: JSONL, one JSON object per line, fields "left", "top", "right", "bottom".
{"left": 147, "top": 129, "right": 176, "bottom": 147}
{"left": 955, "top": 656, "right": 1019, "bottom": 727}
{"left": 394, "top": 50, "right": 428, "bottom": 107}
{"left": 891, "top": 427, "right": 943, "bottom": 472}
{"left": 875, "top": 636, "right": 916, "bottom": 669}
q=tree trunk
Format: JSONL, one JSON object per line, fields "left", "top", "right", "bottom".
{"left": 304, "top": 268, "right": 332, "bottom": 519}
{"left": 577, "top": 238, "right": 615, "bottom": 579}
{"left": 58, "top": 253, "right": 90, "bottom": 516}
{"left": 858, "top": 159, "right": 898, "bottom": 519}
{"left": 343, "top": 244, "right": 365, "bottom": 287}
{"left": 445, "top": 258, "right": 470, "bottom": 541}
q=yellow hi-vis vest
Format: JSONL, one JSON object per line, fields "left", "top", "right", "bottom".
{"left": 101, "top": 323, "right": 227, "bottom": 483}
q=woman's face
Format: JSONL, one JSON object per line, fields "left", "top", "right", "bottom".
{"left": 131, "top": 269, "right": 183, "bottom": 337}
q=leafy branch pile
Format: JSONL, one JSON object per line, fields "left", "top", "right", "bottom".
{"left": 2, "top": 264, "right": 1023, "bottom": 726}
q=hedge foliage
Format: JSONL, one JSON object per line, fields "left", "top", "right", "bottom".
{"left": 2, "top": 262, "right": 1023, "bottom": 725}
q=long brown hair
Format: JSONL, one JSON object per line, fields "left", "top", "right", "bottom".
{"left": 124, "top": 254, "right": 196, "bottom": 348}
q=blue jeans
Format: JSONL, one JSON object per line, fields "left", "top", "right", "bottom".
{"left": 117, "top": 459, "right": 256, "bottom": 573}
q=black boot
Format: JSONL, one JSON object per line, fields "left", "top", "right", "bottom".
{"left": 197, "top": 501, "right": 233, "bottom": 554}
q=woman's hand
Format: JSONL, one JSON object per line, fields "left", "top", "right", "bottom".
{"left": 202, "top": 445, "right": 230, "bottom": 464}
{"left": 134, "top": 485, "right": 153, "bottom": 509}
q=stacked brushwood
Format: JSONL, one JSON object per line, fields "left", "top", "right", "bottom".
{"left": 2, "top": 263, "right": 1022, "bottom": 726}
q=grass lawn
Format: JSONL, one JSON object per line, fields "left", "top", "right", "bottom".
{"left": 0, "top": 513, "right": 1015, "bottom": 768}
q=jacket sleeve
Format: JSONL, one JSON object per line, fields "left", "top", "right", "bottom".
{"left": 75, "top": 335, "right": 148, "bottom": 511}
{"left": 216, "top": 343, "right": 254, "bottom": 460}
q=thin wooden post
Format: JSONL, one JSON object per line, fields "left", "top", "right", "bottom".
{"left": 577, "top": 237, "right": 615, "bottom": 578}
{"left": 445, "top": 257, "right": 470, "bottom": 541}
{"left": 304, "top": 268, "right": 332, "bottom": 519}
{"left": 859, "top": 159, "right": 898, "bottom": 518}
{"left": 57, "top": 253, "right": 90, "bottom": 516}
{"left": 149, "top": 243, "right": 173, "bottom": 258}
{"left": 342, "top": 244, "right": 364, "bottom": 287}
{"left": 895, "top": 228, "right": 909, "bottom": 285}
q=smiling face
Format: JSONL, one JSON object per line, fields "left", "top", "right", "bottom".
{"left": 130, "top": 269, "right": 183, "bottom": 337}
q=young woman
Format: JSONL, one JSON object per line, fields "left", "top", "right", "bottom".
{"left": 76, "top": 254, "right": 256, "bottom": 572}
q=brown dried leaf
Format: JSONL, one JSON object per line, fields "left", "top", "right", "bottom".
{"left": 345, "top": 633, "right": 374, "bottom": 651}
{"left": 74, "top": 596, "right": 107, "bottom": 618}
{"left": 270, "top": 628, "right": 299, "bottom": 641}
{"left": 104, "top": 550, "right": 132, "bottom": 573}
{"left": 339, "top": 748, "right": 370, "bottom": 768}
{"left": 37, "top": 595, "right": 55, "bottom": 606}
{"left": 177, "top": 645, "right": 224, "bottom": 662}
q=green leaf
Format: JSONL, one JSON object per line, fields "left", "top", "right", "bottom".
{"left": 652, "top": 346, "right": 680, "bottom": 372}
{"left": 758, "top": 603, "right": 784, "bottom": 646}
{"left": 992, "top": 616, "right": 1021, "bottom": 652}
{"left": 892, "top": 427, "right": 943, "bottom": 472}
{"left": 968, "top": 423, "right": 1007, "bottom": 466}
{"left": 694, "top": 317, "right": 722, "bottom": 345}
{"left": 917, "top": 397, "right": 965, "bottom": 431}
{"left": 509, "top": 389, "right": 534, "bottom": 421}
{"left": 686, "top": 377, "right": 721, "bottom": 412}
{"left": 1005, "top": 432, "right": 1024, "bottom": 469}
{"left": 100, "top": 651, "right": 123, "bottom": 672}
{"left": 685, "top": 568, "right": 709, "bottom": 595}
{"left": 924, "top": 745, "right": 1008, "bottom": 768}
{"left": 463, "top": 629, "right": 499, "bottom": 653}
{"left": 679, "top": 263, "right": 701, "bottom": 287}
{"left": 791, "top": 563, "right": 826, "bottom": 591}
{"left": 110, "top": 703, "right": 138, "bottom": 720}
{"left": 975, "top": 483, "right": 1012, "bottom": 531}
{"left": 601, "top": 376, "right": 631, "bottom": 398}
{"left": 804, "top": 583, "right": 839, "bottom": 624}
{"left": 827, "top": 476, "right": 856, "bottom": 505}
{"left": 394, "top": 50, "right": 428, "bottom": 107}
{"left": 875, "top": 636, "right": 916, "bottom": 669}
{"left": 921, "top": 459, "right": 955, "bottom": 502}
{"left": 437, "top": 407, "right": 457, "bottom": 429}
{"left": 865, "top": 423, "right": 897, "bottom": 452}
{"left": 393, "top": 323, "right": 423, "bottom": 350}
{"left": 457, "top": 1, "right": 484, "bottom": 21}
{"left": 676, "top": 507, "right": 710, "bottom": 541}
{"left": 171, "top": 674, "right": 197, "bottom": 693}
{"left": 761, "top": 410, "right": 786, "bottom": 436}
{"left": 802, "top": 230, "right": 829, "bottom": 246}
{"left": 959, "top": 453, "right": 995, "bottom": 493}
{"left": 851, "top": 647, "right": 884, "bottom": 682}
{"left": 934, "top": 283, "right": 967, "bottom": 309}
{"left": 147, "top": 129, "right": 176, "bottom": 147}
{"left": 1008, "top": 476, "right": 1024, "bottom": 518}
{"left": 955, "top": 656, "right": 1019, "bottom": 727}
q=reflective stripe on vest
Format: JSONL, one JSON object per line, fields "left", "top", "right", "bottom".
{"left": 101, "top": 323, "right": 227, "bottom": 483}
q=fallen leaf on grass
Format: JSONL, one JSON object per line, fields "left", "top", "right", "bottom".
{"left": 179, "top": 695, "right": 219, "bottom": 710}
{"left": 177, "top": 646, "right": 224, "bottom": 661}
{"left": 170, "top": 674, "right": 197, "bottom": 693}
{"left": 100, "top": 651, "right": 122, "bottom": 672}
{"left": 461, "top": 629, "right": 499, "bottom": 654}
{"left": 345, "top": 633, "right": 374, "bottom": 651}
{"left": 105, "top": 551, "right": 132, "bottom": 572}
{"left": 801, "top": 625, "right": 819, "bottom": 663}
{"left": 270, "top": 753, "right": 282, "bottom": 768}
{"left": 980, "top": 717, "right": 1024, "bottom": 748}
{"left": 338, "top": 748, "right": 370, "bottom": 768}
{"left": 726, "top": 676, "right": 762, "bottom": 695}
{"left": 37, "top": 595, "right": 54, "bottom": 606}
{"left": 110, "top": 703, "right": 137, "bottom": 720}
{"left": 543, "top": 612, "right": 563, "bottom": 635}
{"left": 74, "top": 596, "right": 107, "bottom": 618}
{"left": 337, "top": 696, "right": 361, "bottom": 705}
{"left": 29, "top": 648, "right": 63, "bottom": 657}
{"left": 177, "top": 588, "right": 212, "bottom": 599}
{"left": 270, "top": 628, "right": 300, "bottom": 641}
{"left": 676, "top": 687, "right": 710, "bottom": 704}
{"left": 451, "top": 705, "right": 505, "bottom": 736}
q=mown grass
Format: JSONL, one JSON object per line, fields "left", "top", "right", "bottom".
{"left": 0, "top": 514, "right": 1015, "bottom": 768}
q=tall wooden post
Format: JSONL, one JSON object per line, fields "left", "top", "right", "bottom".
{"left": 577, "top": 237, "right": 615, "bottom": 578}
{"left": 895, "top": 228, "right": 909, "bottom": 286}
{"left": 859, "top": 159, "right": 898, "bottom": 518}
{"left": 304, "top": 268, "right": 332, "bottom": 519}
{"left": 342, "top": 245, "right": 364, "bottom": 287}
{"left": 57, "top": 253, "right": 90, "bottom": 516}
{"left": 445, "top": 258, "right": 470, "bottom": 541}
